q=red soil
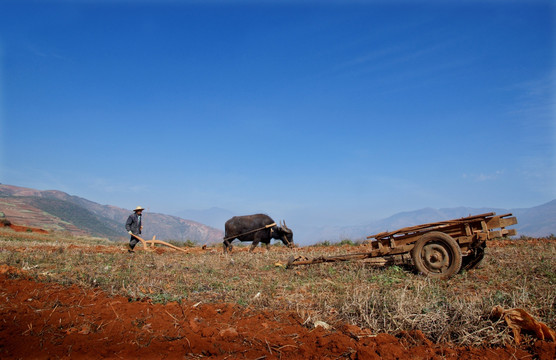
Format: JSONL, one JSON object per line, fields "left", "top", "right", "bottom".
{"left": 0, "top": 222, "right": 48, "bottom": 234}
{"left": 0, "top": 265, "right": 553, "bottom": 360}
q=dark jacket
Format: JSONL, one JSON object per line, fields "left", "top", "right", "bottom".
{"left": 125, "top": 213, "right": 142, "bottom": 235}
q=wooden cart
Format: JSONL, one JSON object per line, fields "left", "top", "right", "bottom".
{"left": 287, "top": 212, "right": 518, "bottom": 279}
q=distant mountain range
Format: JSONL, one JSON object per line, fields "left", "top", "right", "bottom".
{"left": 0, "top": 184, "right": 553, "bottom": 245}
{"left": 0, "top": 184, "right": 223, "bottom": 244}
{"left": 315, "top": 200, "right": 556, "bottom": 242}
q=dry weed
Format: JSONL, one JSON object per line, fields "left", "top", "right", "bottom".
{"left": 1, "top": 231, "right": 554, "bottom": 346}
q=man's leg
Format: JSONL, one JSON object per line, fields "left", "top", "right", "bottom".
{"left": 129, "top": 235, "right": 139, "bottom": 251}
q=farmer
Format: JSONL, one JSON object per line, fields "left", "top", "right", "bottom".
{"left": 125, "top": 206, "right": 144, "bottom": 253}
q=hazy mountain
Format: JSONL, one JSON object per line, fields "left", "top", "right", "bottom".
{"left": 0, "top": 184, "right": 223, "bottom": 244}
{"left": 315, "top": 201, "right": 556, "bottom": 242}
{"left": 1, "top": 184, "right": 553, "bottom": 245}
{"left": 511, "top": 200, "right": 556, "bottom": 237}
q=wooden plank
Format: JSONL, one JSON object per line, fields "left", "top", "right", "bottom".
{"left": 464, "top": 223, "right": 472, "bottom": 236}
{"left": 368, "top": 244, "right": 414, "bottom": 257}
{"left": 488, "top": 228, "right": 517, "bottom": 238}
{"left": 455, "top": 235, "right": 474, "bottom": 244}
{"left": 367, "top": 213, "right": 496, "bottom": 240}
{"left": 504, "top": 229, "right": 517, "bottom": 236}
{"left": 500, "top": 216, "right": 517, "bottom": 229}
{"left": 489, "top": 230, "right": 502, "bottom": 238}
{"left": 485, "top": 215, "right": 517, "bottom": 230}
{"left": 389, "top": 237, "right": 396, "bottom": 248}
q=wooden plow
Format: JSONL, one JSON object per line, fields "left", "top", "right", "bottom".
{"left": 131, "top": 234, "right": 189, "bottom": 253}
{"left": 287, "top": 212, "right": 518, "bottom": 279}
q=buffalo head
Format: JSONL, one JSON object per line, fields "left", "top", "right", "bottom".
{"left": 272, "top": 220, "right": 294, "bottom": 248}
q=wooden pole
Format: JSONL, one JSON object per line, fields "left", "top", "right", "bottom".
{"left": 223, "top": 222, "right": 276, "bottom": 241}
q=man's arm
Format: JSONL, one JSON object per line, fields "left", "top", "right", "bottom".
{"left": 125, "top": 215, "right": 133, "bottom": 232}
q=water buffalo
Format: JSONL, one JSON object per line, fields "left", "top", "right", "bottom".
{"left": 223, "top": 214, "right": 293, "bottom": 253}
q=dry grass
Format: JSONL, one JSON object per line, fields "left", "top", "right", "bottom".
{"left": 1, "top": 227, "right": 554, "bottom": 346}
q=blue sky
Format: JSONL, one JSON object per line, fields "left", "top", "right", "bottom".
{"left": 0, "top": 1, "right": 554, "bottom": 243}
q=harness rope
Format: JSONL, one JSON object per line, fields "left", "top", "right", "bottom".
{"left": 223, "top": 222, "right": 276, "bottom": 241}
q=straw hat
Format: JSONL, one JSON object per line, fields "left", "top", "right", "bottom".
{"left": 133, "top": 206, "right": 145, "bottom": 212}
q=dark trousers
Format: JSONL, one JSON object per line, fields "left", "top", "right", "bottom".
{"left": 129, "top": 234, "right": 140, "bottom": 249}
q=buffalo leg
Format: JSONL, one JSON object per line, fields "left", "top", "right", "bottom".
{"left": 250, "top": 232, "right": 266, "bottom": 252}
{"left": 249, "top": 236, "right": 261, "bottom": 252}
{"left": 223, "top": 239, "right": 233, "bottom": 253}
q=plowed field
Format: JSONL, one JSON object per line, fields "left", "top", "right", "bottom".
{"left": 0, "top": 228, "right": 554, "bottom": 359}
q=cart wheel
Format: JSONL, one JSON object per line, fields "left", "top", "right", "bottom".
{"left": 411, "top": 231, "right": 462, "bottom": 279}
